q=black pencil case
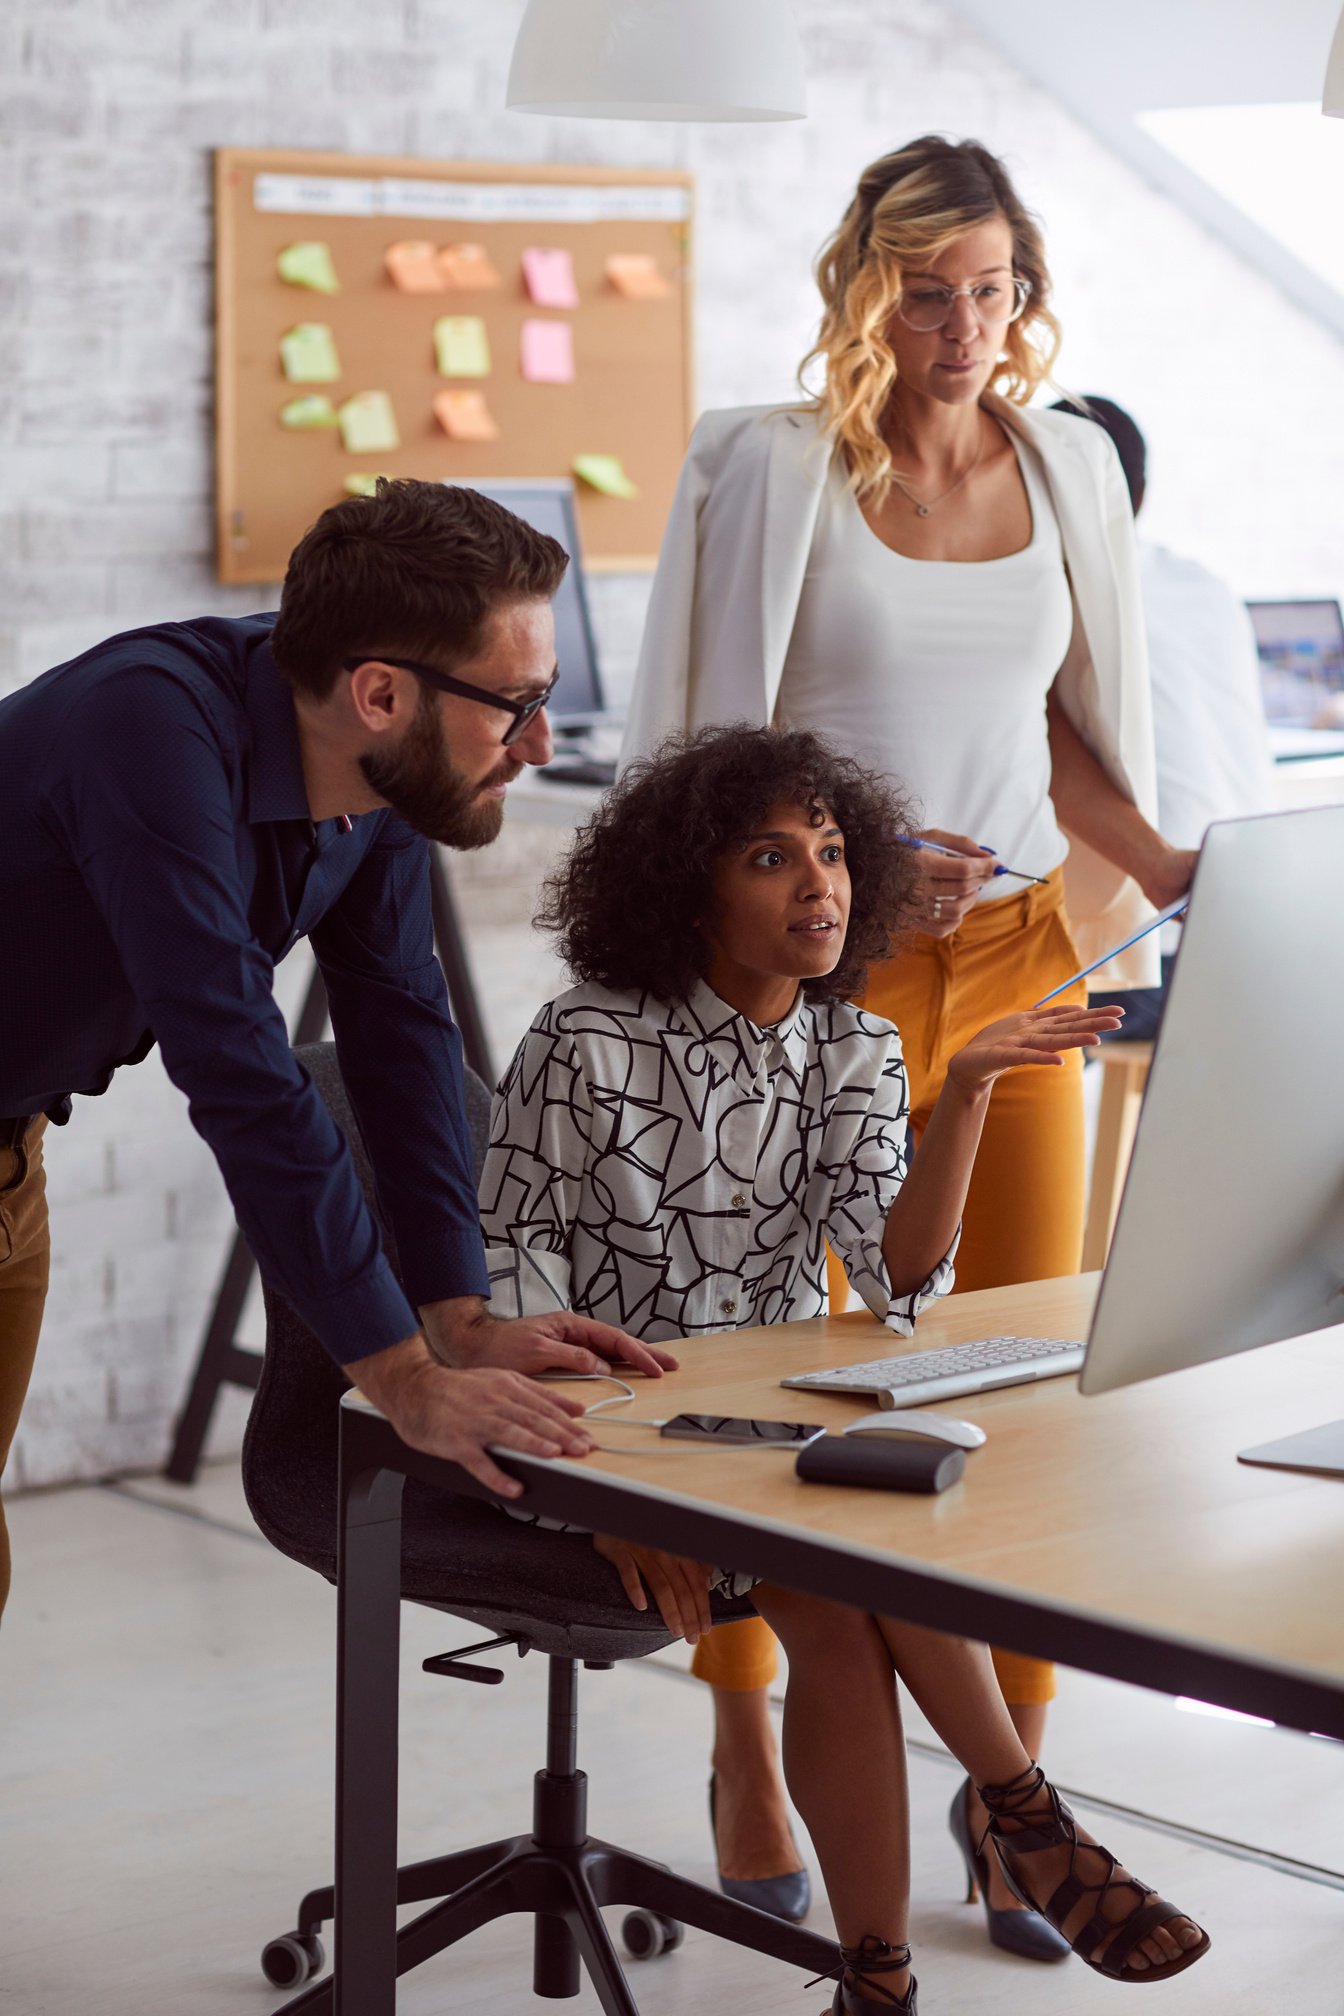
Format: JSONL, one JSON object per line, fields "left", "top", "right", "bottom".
{"left": 795, "top": 1434, "right": 965, "bottom": 1494}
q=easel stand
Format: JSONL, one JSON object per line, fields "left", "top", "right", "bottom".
{"left": 165, "top": 852, "right": 492, "bottom": 1485}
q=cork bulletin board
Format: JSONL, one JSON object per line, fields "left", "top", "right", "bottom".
{"left": 213, "top": 148, "right": 695, "bottom": 583}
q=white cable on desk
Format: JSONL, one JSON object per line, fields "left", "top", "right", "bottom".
{"left": 550, "top": 1371, "right": 805, "bottom": 1457}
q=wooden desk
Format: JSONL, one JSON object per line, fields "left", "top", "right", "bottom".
{"left": 469, "top": 1275, "right": 1344, "bottom": 1736}
{"left": 330, "top": 1275, "right": 1344, "bottom": 2012}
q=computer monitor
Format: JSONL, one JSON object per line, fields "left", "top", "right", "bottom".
{"left": 1246, "top": 598, "right": 1344, "bottom": 728}
{"left": 1080, "top": 804, "right": 1344, "bottom": 1475}
{"left": 446, "top": 479, "right": 605, "bottom": 727}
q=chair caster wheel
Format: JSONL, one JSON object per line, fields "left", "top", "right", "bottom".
{"left": 621, "top": 1908, "right": 684, "bottom": 1959}
{"left": 261, "top": 1930, "right": 325, "bottom": 1987}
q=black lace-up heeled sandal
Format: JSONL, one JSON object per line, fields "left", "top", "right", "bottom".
{"left": 808, "top": 1936, "right": 917, "bottom": 2013}
{"left": 976, "top": 1762, "right": 1211, "bottom": 1984}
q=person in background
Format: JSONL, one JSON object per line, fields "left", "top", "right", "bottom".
{"left": 621, "top": 135, "right": 1196, "bottom": 1956}
{"left": 0, "top": 479, "right": 664, "bottom": 1622}
{"left": 1050, "top": 396, "right": 1277, "bottom": 1038}
{"left": 480, "top": 723, "right": 1207, "bottom": 2014}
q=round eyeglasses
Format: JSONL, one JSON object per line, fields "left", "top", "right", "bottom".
{"left": 344, "top": 656, "right": 559, "bottom": 745}
{"left": 896, "top": 275, "right": 1032, "bottom": 334}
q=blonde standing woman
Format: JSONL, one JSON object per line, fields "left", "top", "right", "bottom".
{"left": 621, "top": 135, "right": 1198, "bottom": 1957}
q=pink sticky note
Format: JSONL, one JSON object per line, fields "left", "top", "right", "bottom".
{"left": 521, "top": 246, "right": 579, "bottom": 309}
{"left": 520, "top": 319, "right": 574, "bottom": 385}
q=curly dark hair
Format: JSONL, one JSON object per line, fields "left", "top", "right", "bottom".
{"left": 538, "top": 724, "right": 920, "bottom": 1004}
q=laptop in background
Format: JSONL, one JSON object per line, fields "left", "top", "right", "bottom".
{"left": 1246, "top": 598, "right": 1344, "bottom": 760}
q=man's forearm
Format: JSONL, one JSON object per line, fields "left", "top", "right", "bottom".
{"left": 420, "top": 1294, "right": 492, "bottom": 1365}
{"left": 345, "top": 1329, "right": 437, "bottom": 1419}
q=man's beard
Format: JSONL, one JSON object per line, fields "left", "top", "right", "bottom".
{"left": 359, "top": 691, "right": 518, "bottom": 849}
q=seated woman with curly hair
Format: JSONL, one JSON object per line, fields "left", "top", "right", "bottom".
{"left": 480, "top": 724, "right": 1209, "bottom": 2013}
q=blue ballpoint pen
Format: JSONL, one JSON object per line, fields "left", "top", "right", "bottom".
{"left": 895, "top": 833, "right": 1048, "bottom": 887}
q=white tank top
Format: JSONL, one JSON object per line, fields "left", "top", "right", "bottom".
{"left": 777, "top": 437, "right": 1074, "bottom": 898}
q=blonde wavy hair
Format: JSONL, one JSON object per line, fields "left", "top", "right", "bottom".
{"left": 800, "top": 136, "right": 1062, "bottom": 506}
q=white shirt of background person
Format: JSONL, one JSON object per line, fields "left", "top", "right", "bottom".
{"left": 1138, "top": 540, "right": 1276, "bottom": 954}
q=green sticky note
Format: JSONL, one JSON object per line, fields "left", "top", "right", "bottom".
{"left": 433, "top": 315, "right": 492, "bottom": 378}
{"left": 343, "top": 473, "right": 392, "bottom": 498}
{"left": 280, "top": 323, "right": 341, "bottom": 383}
{"left": 573, "top": 453, "right": 639, "bottom": 500}
{"left": 338, "top": 390, "right": 400, "bottom": 456}
{"left": 277, "top": 241, "right": 340, "bottom": 294}
{"left": 279, "top": 394, "right": 340, "bottom": 430}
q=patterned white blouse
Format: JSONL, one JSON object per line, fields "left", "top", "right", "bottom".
{"left": 480, "top": 976, "right": 957, "bottom": 1337}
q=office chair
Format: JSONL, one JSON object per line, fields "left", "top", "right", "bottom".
{"left": 242, "top": 1041, "right": 840, "bottom": 2010}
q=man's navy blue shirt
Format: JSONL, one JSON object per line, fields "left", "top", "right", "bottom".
{"left": 0, "top": 613, "right": 490, "bottom": 1364}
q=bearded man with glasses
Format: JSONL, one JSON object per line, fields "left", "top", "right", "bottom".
{"left": 0, "top": 477, "right": 659, "bottom": 1622}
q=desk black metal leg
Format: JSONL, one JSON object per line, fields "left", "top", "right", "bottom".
{"left": 334, "top": 1461, "right": 405, "bottom": 2016}
{"left": 429, "top": 849, "right": 494, "bottom": 1087}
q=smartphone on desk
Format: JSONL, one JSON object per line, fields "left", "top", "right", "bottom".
{"left": 659, "top": 1413, "right": 826, "bottom": 1448}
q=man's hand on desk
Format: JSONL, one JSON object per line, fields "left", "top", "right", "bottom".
{"left": 593, "top": 1533, "right": 714, "bottom": 1645}
{"left": 348, "top": 1334, "right": 595, "bottom": 1500}
{"left": 422, "top": 1295, "right": 678, "bottom": 1382}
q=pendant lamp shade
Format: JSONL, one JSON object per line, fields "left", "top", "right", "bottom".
{"left": 1326, "top": 2, "right": 1344, "bottom": 116}
{"left": 506, "top": 0, "right": 807, "bottom": 122}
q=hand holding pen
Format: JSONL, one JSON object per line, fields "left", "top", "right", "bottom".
{"left": 896, "top": 829, "right": 1045, "bottom": 939}
{"left": 898, "top": 833, "right": 1048, "bottom": 885}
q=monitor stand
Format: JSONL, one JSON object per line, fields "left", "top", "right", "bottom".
{"left": 1238, "top": 1418, "right": 1344, "bottom": 1478}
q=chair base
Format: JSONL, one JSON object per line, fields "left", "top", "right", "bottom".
{"left": 270, "top": 1654, "right": 840, "bottom": 2012}
{"left": 275, "top": 1824, "right": 839, "bottom": 2012}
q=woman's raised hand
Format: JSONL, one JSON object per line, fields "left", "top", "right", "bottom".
{"left": 908, "top": 829, "right": 998, "bottom": 937}
{"left": 946, "top": 1002, "right": 1124, "bottom": 1094}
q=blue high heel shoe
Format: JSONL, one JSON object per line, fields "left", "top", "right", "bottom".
{"left": 709, "top": 1774, "right": 811, "bottom": 1922}
{"left": 948, "top": 1777, "right": 1070, "bottom": 1962}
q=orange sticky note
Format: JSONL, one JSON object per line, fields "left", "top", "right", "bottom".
{"left": 605, "top": 253, "right": 671, "bottom": 300}
{"left": 520, "top": 319, "right": 574, "bottom": 385}
{"left": 521, "top": 246, "right": 579, "bottom": 309}
{"left": 433, "top": 389, "right": 500, "bottom": 442}
{"left": 438, "top": 242, "right": 502, "bottom": 289}
{"left": 384, "top": 241, "right": 448, "bottom": 294}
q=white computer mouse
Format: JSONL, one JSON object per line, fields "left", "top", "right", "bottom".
{"left": 843, "top": 1410, "right": 987, "bottom": 1450}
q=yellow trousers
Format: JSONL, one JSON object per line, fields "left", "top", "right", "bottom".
{"left": 691, "top": 872, "right": 1085, "bottom": 1706}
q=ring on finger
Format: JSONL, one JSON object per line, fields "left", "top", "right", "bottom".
{"left": 932, "top": 898, "right": 944, "bottom": 920}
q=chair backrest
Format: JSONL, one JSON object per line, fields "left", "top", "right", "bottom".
{"left": 241, "top": 1041, "right": 492, "bottom": 1578}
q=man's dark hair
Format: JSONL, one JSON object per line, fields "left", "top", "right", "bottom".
{"left": 538, "top": 725, "right": 920, "bottom": 1005}
{"left": 270, "top": 477, "right": 568, "bottom": 699}
{"left": 1050, "top": 395, "right": 1147, "bottom": 515}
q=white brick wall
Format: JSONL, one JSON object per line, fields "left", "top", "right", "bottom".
{"left": 4, "top": 0, "right": 1342, "bottom": 1487}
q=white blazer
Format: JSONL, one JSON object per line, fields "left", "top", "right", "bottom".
{"left": 622, "top": 397, "right": 1160, "bottom": 988}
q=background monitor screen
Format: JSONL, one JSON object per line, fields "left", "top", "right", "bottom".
{"left": 1246, "top": 599, "right": 1344, "bottom": 728}
{"left": 447, "top": 479, "right": 605, "bottom": 726}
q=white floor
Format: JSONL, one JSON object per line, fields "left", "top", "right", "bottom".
{"left": 2, "top": 1461, "right": 1341, "bottom": 2015}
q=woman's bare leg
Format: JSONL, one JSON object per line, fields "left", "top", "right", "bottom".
{"left": 710, "top": 1684, "right": 803, "bottom": 1880}
{"left": 966, "top": 1700, "right": 1048, "bottom": 1911}
{"left": 752, "top": 1585, "right": 912, "bottom": 1997}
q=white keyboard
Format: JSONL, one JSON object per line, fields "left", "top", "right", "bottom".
{"left": 782, "top": 1335, "right": 1087, "bottom": 1408}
